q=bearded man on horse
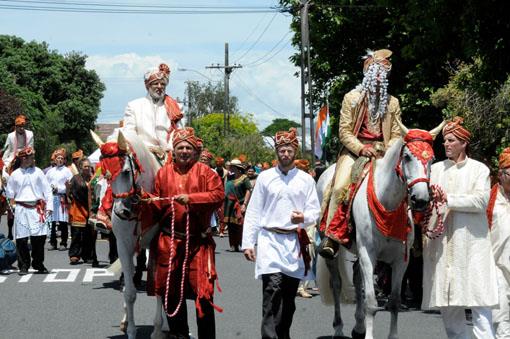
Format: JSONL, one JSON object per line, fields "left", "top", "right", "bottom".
{"left": 319, "top": 49, "right": 403, "bottom": 259}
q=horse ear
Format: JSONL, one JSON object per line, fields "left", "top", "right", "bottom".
{"left": 90, "top": 130, "right": 104, "bottom": 147}
{"left": 396, "top": 118, "right": 409, "bottom": 136}
{"left": 117, "top": 130, "right": 128, "bottom": 152}
{"left": 167, "top": 130, "right": 175, "bottom": 152}
{"left": 429, "top": 120, "right": 447, "bottom": 140}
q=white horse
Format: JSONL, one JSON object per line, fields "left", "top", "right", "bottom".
{"left": 91, "top": 129, "right": 166, "bottom": 339}
{"left": 316, "top": 122, "right": 444, "bottom": 339}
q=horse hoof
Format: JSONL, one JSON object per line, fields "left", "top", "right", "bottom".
{"left": 120, "top": 321, "right": 128, "bottom": 333}
{"left": 351, "top": 329, "right": 366, "bottom": 339}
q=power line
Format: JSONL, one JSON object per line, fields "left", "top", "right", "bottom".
{"left": 231, "top": 12, "right": 269, "bottom": 59}
{"left": 231, "top": 73, "right": 291, "bottom": 120}
{"left": 243, "top": 31, "right": 292, "bottom": 67}
{"left": 0, "top": 2, "right": 281, "bottom": 14}
{"left": 233, "top": 12, "right": 278, "bottom": 63}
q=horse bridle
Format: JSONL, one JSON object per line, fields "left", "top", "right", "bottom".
{"left": 111, "top": 153, "right": 142, "bottom": 221}
{"left": 397, "top": 139, "right": 433, "bottom": 196}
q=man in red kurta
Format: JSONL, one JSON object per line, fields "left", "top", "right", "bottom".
{"left": 146, "top": 127, "right": 224, "bottom": 339}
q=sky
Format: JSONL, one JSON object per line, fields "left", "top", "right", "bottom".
{"left": 0, "top": 0, "right": 303, "bottom": 130}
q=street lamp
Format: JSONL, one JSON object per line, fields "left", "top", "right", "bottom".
{"left": 177, "top": 68, "right": 214, "bottom": 82}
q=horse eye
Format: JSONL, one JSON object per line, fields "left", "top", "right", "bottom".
{"left": 403, "top": 153, "right": 411, "bottom": 161}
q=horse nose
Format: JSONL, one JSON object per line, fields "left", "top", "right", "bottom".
{"left": 410, "top": 195, "right": 429, "bottom": 211}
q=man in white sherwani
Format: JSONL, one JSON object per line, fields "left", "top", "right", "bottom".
{"left": 242, "top": 128, "right": 321, "bottom": 339}
{"left": 123, "top": 62, "right": 183, "bottom": 162}
{"left": 488, "top": 147, "right": 510, "bottom": 338}
{"left": 2, "top": 114, "right": 34, "bottom": 179}
{"left": 423, "top": 117, "right": 498, "bottom": 338}
{"left": 46, "top": 148, "right": 73, "bottom": 251}
{"left": 6, "top": 147, "right": 53, "bottom": 275}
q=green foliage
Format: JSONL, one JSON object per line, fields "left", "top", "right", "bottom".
{"left": 431, "top": 61, "right": 510, "bottom": 168}
{"left": 279, "top": 0, "right": 510, "bottom": 161}
{"left": 185, "top": 81, "right": 238, "bottom": 120}
{"left": 193, "top": 113, "right": 274, "bottom": 163}
{"left": 261, "top": 118, "right": 301, "bottom": 136}
{"left": 0, "top": 35, "right": 105, "bottom": 166}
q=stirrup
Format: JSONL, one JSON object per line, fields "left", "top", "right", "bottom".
{"left": 318, "top": 237, "right": 339, "bottom": 260}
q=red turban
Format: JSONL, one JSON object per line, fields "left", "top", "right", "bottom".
{"left": 499, "top": 147, "right": 510, "bottom": 169}
{"left": 201, "top": 149, "right": 213, "bottom": 161}
{"left": 72, "top": 149, "right": 84, "bottom": 160}
{"left": 363, "top": 49, "right": 392, "bottom": 73}
{"left": 17, "top": 146, "right": 35, "bottom": 157}
{"left": 442, "top": 116, "right": 471, "bottom": 142}
{"left": 15, "top": 114, "right": 27, "bottom": 126}
{"left": 275, "top": 128, "right": 299, "bottom": 150}
{"left": 173, "top": 127, "right": 200, "bottom": 150}
{"left": 144, "top": 63, "right": 170, "bottom": 85}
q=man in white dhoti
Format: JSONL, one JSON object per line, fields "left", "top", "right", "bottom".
{"left": 242, "top": 128, "right": 321, "bottom": 339}
{"left": 488, "top": 147, "right": 510, "bottom": 338}
{"left": 422, "top": 117, "right": 498, "bottom": 338}
{"left": 2, "top": 114, "right": 34, "bottom": 179}
{"left": 46, "top": 148, "right": 73, "bottom": 250}
{"left": 6, "top": 147, "right": 52, "bottom": 275}
{"left": 123, "top": 62, "right": 183, "bottom": 161}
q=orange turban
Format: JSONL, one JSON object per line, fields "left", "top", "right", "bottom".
{"left": 271, "top": 159, "right": 279, "bottom": 167}
{"left": 363, "top": 49, "right": 392, "bottom": 73}
{"left": 262, "top": 162, "right": 270, "bottom": 170}
{"left": 215, "top": 156, "right": 224, "bottom": 167}
{"left": 294, "top": 159, "right": 310, "bottom": 172}
{"left": 15, "top": 114, "right": 27, "bottom": 126}
{"left": 275, "top": 128, "right": 299, "bottom": 150}
{"left": 173, "top": 127, "right": 200, "bottom": 150}
{"left": 53, "top": 148, "right": 66, "bottom": 159}
{"left": 238, "top": 154, "right": 247, "bottom": 163}
{"left": 17, "top": 146, "right": 34, "bottom": 157}
{"left": 144, "top": 63, "right": 170, "bottom": 85}
{"left": 72, "top": 149, "right": 84, "bottom": 159}
{"left": 499, "top": 147, "right": 510, "bottom": 169}
{"left": 442, "top": 116, "right": 471, "bottom": 142}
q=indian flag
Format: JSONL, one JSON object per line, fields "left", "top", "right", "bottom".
{"left": 314, "top": 105, "right": 330, "bottom": 159}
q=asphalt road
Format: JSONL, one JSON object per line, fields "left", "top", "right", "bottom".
{"left": 0, "top": 218, "right": 451, "bottom": 339}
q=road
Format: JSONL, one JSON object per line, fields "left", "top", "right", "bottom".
{"left": 0, "top": 219, "right": 451, "bottom": 339}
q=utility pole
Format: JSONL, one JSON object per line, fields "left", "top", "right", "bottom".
{"left": 206, "top": 42, "right": 242, "bottom": 136}
{"left": 184, "top": 80, "right": 197, "bottom": 127}
{"left": 300, "top": 0, "right": 314, "bottom": 166}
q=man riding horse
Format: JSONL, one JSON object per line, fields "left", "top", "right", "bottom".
{"left": 319, "top": 49, "right": 403, "bottom": 259}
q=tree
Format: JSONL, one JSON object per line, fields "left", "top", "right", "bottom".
{"left": 193, "top": 113, "right": 274, "bottom": 163}
{"left": 185, "top": 81, "right": 238, "bottom": 120}
{"left": 279, "top": 0, "right": 510, "bottom": 162}
{"left": 261, "top": 118, "right": 301, "bottom": 136}
{"left": 0, "top": 35, "right": 105, "bottom": 165}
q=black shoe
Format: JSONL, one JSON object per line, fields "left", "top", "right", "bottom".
{"left": 35, "top": 267, "right": 49, "bottom": 274}
{"left": 91, "top": 261, "right": 100, "bottom": 268}
{"left": 18, "top": 268, "right": 29, "bottom": 276}
{"left": 318, "top": 237, "right": 339, "bottom": 260}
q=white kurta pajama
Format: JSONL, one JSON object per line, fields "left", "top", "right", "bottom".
{"left": 123, "top": 95, "right": 182, "bottom": 151}
{"left": 242, "top": 166, "right": 321, "bottom": 280}
{"left": 489, "top": 186, "right": 510, "bottom": 338}
{"left": 45, "top": 165, "right": 73, "bottom": 222}
{"left": 423, "top": 157, "right": 498, "bottom": 339}
{"left": 6, "top": 166, "right": 53, "bottom": 239}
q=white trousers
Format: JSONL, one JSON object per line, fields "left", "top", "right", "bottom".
{"left": 441, "top": 306, "right": 495, "bottom": 339}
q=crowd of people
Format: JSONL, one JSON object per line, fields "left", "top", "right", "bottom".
{"left": 1, "top": 52, "right": 509, "bottom": 339}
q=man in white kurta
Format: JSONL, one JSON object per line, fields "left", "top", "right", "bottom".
{"left": 6, "top": 147, "right": 52, "bottom": 275}
{"left": 423, "top": 117, "right": 498, "bottom": 339}
{"left": 45, "top": 148, "right": 73, "bottom": 250}
{"left": 123, "top": 62, "right": 183, "bottom": 160}
{"left": 2, "top": 114, "right": 34, "bottom": 180}
{"left": 488, "top": 147, "right": 510, "bottom": 338}
{"left": 242, "top": 128, "right": 321, "bottom": 339}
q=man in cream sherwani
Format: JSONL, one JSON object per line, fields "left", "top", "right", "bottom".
{"left": 123, "top": 63, "right": 183, "bottom": 162}
{"left": 488, "top": 147, "right": 510, "bottom": 338}
{"left": 2, "top": 114, "right": 34, "bottom": 179}
{"left": 423, "top": 117, "right": 498, "bottom": 339}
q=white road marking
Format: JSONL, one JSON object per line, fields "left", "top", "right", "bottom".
{"left": 43, "top": 268, "right": 80, "bottom": 282}
{"left": 83, "top": 268, "right": 114, "bottom": 282}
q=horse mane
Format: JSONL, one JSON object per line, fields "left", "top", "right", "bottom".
{"left": 120, "top": 129, "right": 161, "bottom": 193}
{"left": 376, "top": 138, "right": 404, "bottom": 172}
